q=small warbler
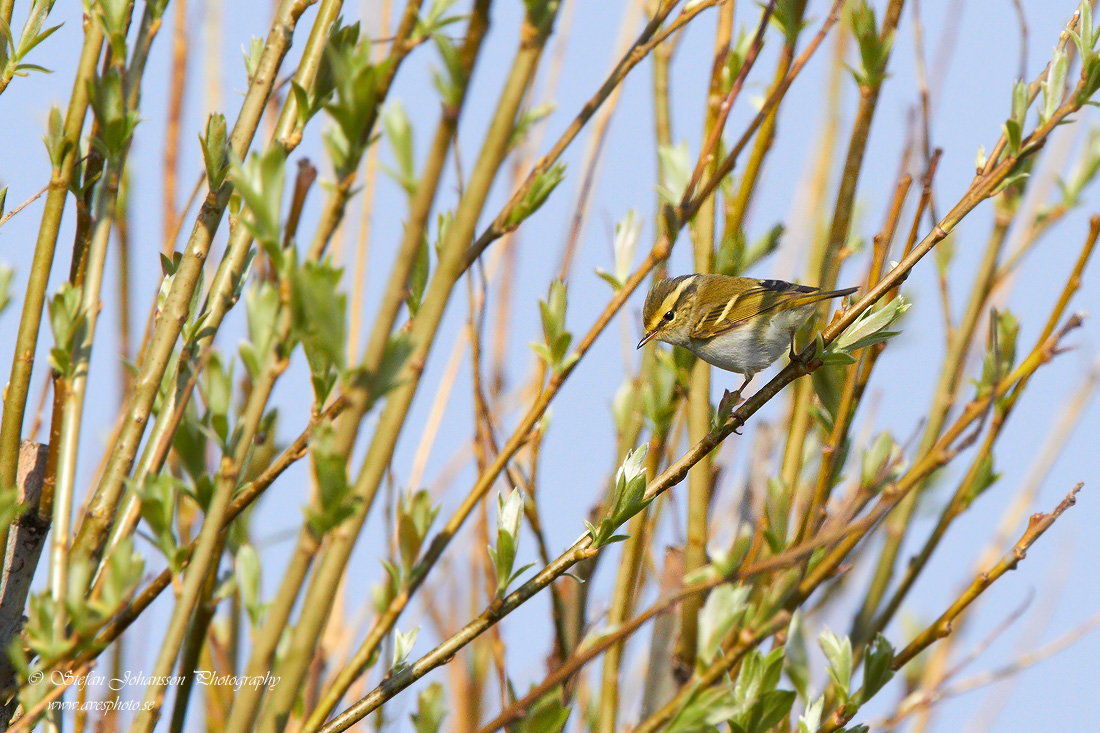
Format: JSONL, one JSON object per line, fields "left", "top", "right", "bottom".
{"left": 638, "top": 274, "right": 857, "bottom": 397}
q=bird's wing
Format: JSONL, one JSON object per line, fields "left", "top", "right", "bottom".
{"left": 689, "top": 279, "right": 818, "bottom": 339}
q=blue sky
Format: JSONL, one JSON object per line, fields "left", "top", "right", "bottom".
{"left": 1, "top": 0, "right": 1098, "bottom": 730}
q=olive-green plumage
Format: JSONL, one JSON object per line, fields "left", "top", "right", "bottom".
{"left": 639, "top": 274, "right": 857, "bottom": 393}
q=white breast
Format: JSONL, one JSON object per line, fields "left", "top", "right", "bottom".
{"left": 681, "top": 304, "right": 813, "bottom": 376}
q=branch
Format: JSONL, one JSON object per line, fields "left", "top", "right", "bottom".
{"left": 311, "top": 8, "right": 846, "bottom": 722}
{"left": 820, "top": 484, "right": 1083, "bottom": 733}
{"left": 893, "top": 484, "right": 1081, "bottom": 669}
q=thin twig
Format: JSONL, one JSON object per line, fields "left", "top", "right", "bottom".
{"left": 0, "top": 183, "right": 50, "bottom": 229}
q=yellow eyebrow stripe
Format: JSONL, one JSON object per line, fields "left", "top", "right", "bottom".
{"left": 661, "top": 277, "right": 695, "bottom": 315}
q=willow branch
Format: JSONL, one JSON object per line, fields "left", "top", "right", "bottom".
{"left": 820, "top": 484, "right": 1081, "bottom": 732}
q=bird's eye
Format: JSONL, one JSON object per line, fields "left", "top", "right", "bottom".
{"left": 663, "top": 310, "right": 674, "bottom": 321}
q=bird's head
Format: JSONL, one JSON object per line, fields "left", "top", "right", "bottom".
{"left": 638, "top": 275, "right": 696, "bottom": 349}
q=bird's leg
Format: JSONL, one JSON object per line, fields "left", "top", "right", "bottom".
{"left": 722, "top": 374, "right": 751, "bottom": 404}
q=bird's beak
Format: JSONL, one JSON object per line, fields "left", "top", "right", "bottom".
{"left": 637, "top": 330, "right": 658, "bottom": 349}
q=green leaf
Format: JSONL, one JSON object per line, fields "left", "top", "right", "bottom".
{"left": 13, "top": 61, "right": 52, "bottom": 76}
{"left": 228, "top": 146, "right": 287, "bottom": 249}
{"left": 522, "top": 0, "right": 560, "bottom": 34}
{"left": 0, "top": 262, "right": 13, "bottom": 315}
{"left": 665, "top": 683, "right": 741, "bottom": 733}
{"left": 235, "top": 544, "right": 264, "bottom": 626}
{"left": 861, "top": 634, "right": 895, "bottom": 700}
{"left": 0, "top": 484, "right": 21, "bottom": 533}
{"left": 516, "top": 689, "right": 570, "bottom": 733}
{"left": 785, "top": 612, "right": 811, "bottom": 701}
{"left": 1057, "top": 128, "right": 1100, "bottom": 207}
{"left": 134, "top": 473, "right": 178, "bottom": 562}
{"left": 1079, "top": 58, "right": 1100, "bottom": 106}
{"left": 610, "top": 378, "right": 635, "bottom": 435}
{"left": 1080, "top": 0, "right": 1096, "bottom": 58}
{"left": 974, "top": 144, "right": 987, "bottom": 171}
{"left": 825, "top": 295, "right": 909, "bottom": 359}
{"left": 724, "top": 24, "right": 756, "bottom": 88}
{"left": 509, "top": 101, "right": 555, "bottom": 152}
{"left": 47, "top": 282, "right": 86, "bottom": 376}
{"left": 847, "top": 0, "right": 893, "bottom": 88}
{"left": 406, "top": 235, "right": 430, "bottom": 317}
{"left": 200, "top": 113, "right": 229, "bottom": 190}
{"left": 642, "top": 347, "right": 686, "bottom": 433}
{"left": 322, "top": 25, "right": 387, "bottom": 178}
{"left": 490, "top": 488, "right": 525, "bottom": 597}
{"left": 752, "top": 690, "right": 797, "bottom": 733}
{"left": 382, "top": 99, "right": 417, "bottom": 195}
{"left": 656, "top": 141, "right": 690, "bottom": 207}
{"left": 410, "top": 682, "right": 446, "bottom": 733}
{"left": 797, "top": 697, "right": 825, "bottom": 733}
{"left": 728, "top": 648, "right": 787, "bottom": 726}
{"left": 532, "top": 280, "right": 575, "bottom": 374}
{"left": 1003, "top": 79, "right": 1028, "bottom": 155}
{"left": 595, "top": 208, "right": 641, "bottom": 289}
{"left": 860, "top": 432, "right": 904, "bottom": 490}
{"left": 88, "top": 537, "right": 143, "bottom": 620}
{"left": 684, "top": 528, "right": 751, "bottom": 585}
{"left": 818, "top": 627, "right": 853, "bottom": 702}
{"left": 961, "top": 453, "right": 1000, "bottom": 510}
{"left": 397, "top": 489, "right": 439, "bottom": 575}
{"left": 290, "top": 259, "right": 347, "bottom": 404}
{"left": 763, "top": 478, "right": 790, "bottom": 550}
{"left": 973, "top": 309, "right": 1018, "bottom": 399}
{"left": 173, "top": 401, "right": 207, "bottom": 483}
{"left": 305, "top": 420, "right": 356, "bottom": 535}
{"left": 588, "top": 444, "right": 650, "bottom": 548}
{"left": 770, "top": 0, "right": 807, "bottom": 43}
{"left": 200, "top": 351, "right": 234, "bottom": 446}
{"left": 25, "top": 592, "right": 67, "bottom": 665}
{"left": 242, "top": 36, "right": 264, "bottom": 84}
{"left": 94, "top": 0, "right": 130, "bottom": 59}
{"left": 357, "top": 332, "right": 413, "bottom": 412}
{"left": 415, "top": 0, "right": 464, "bottom": 40}
{"left": 42, "top": 105, "right": 69, "bottom": 170}
{"left": 1040, "top": 48, "right": 1069, "bottom": 124}
{"left": 935, "top": 231, "right": 956, "bottom": 276}
{"left": 743, "top": 223, "right": 785, "bottom": 272}
{"left": 391, "top": 626, "right": 419, "bottom": 672}
{"left": 716, "top": 229, "right": 747, "bottom": 276}
{"left": 991, "top": 170, "right": 1030, "bottom": 196}
{"left": 290, "top": 80, "right": 313, "bottom": 129}
{"left": 1003, "top": 119, "right": 1022, "bottom": 156}
{"left": 239, "top": 281, "right": 280, "bottom": 380}
{"left": 373, "top": 559, "right": 401, "bottom": 613}
{"left": 0, "top": 16, "right": 11, "bottom": 69}
{"left": 1011, "top": 79, "right": 1028, "bottom": 127}
{"left": 506, "top": 162, "right": 566, "bottom": 229}
{"left": 16, "top": 14, "right": 62, "bottom": 61}
{"left": 184, "top": 475, "right": 212, "bottom": 514}
{"left": 88, "top": 67, "right": 138, "bottom": 160}
{"left": 697, "top": 584, "right": 750, "bottom": 666}
{"left": 430, "top": 33, "right": 464, "bottom": 108}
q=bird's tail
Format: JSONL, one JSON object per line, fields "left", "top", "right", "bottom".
{"left": 786, "top": 285, "right": 858, "bottom": 308}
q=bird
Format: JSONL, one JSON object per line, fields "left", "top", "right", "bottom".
{"left": 638, "top": 274, "right": 857, "bottom": 400}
